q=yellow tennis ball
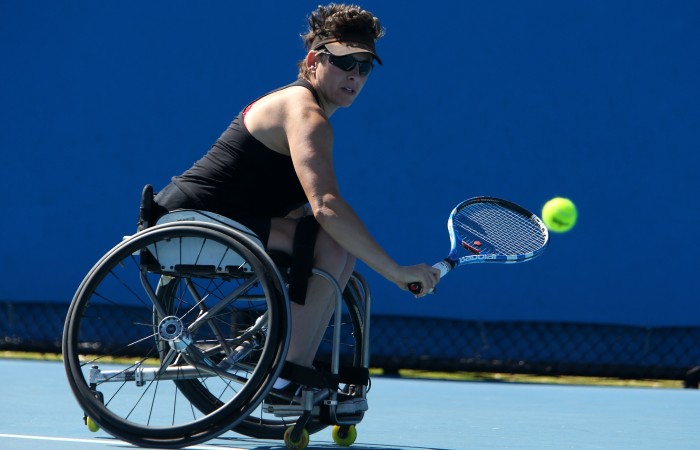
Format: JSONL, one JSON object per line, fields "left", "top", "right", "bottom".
{"left": 542, "top": 197, "right": 577, "bottom": 233}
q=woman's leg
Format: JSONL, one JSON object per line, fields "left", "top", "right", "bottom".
{"left": 304, "top": 242, "right": 356, "bottom": 363}
{"left": 267, "top": 217, "right": 356, "bottom": 368}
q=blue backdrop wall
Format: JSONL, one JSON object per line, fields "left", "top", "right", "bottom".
{"left": 2, "top": 1, "right": 698, "bottom": 326}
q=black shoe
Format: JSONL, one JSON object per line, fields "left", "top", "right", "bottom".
{"left": 333, "top": 391, "right": 368, "bottom": 415}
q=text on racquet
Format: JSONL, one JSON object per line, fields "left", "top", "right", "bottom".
{"left": 408, "top": 196, "right": 549, "bottom": 295}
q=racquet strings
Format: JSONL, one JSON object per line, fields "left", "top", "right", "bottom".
{"left": 453, "top": 202, "right": 546, "bottom": 257}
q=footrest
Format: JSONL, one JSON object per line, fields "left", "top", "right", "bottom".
{"left": 263, "top": 384, "right": 368, "bottom": 418}
{"left": 331, "top": 397, "right": 368, "bottom": 416}
{"left": 263, "top": 397, "right": 368, "bottom": 418}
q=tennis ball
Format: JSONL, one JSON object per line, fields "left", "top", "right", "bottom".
{"left": 542, "top": 197, "right": 577, "bottom": 233}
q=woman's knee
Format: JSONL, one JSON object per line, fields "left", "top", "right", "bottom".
{"left": 314, "top": 229, "right": 350, "bottom": 269}
{"left": 270, "top": 219, "right": 353, "bottom": 278}
{"left": 267, "top": 218, "right": 296, "bottom": 254}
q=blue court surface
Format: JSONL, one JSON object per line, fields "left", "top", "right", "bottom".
{"left": 1, "top": 358, "right": 698, "bottom": 449}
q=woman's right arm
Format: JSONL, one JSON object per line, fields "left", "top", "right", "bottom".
{"left": 284, "top": 98, "right": 440, "bottom": 296}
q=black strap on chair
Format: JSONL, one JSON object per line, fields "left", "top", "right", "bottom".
{"left": 288, "top": 215, "right": 320, "bottom": 305}
{"left": 280, "top": 361, "right": 339, "bottom": 390}
{"left": 314, "top": 360, "right": 370, "bottom": 387}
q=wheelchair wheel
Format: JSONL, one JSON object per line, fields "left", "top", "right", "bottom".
{"left": 232, "top": 273, "right": 368, "bottom": 440}
{"left": 63, "top": 222, "right": 289, "bottom": 449}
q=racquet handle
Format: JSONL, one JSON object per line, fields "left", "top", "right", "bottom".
{"left": 433, "top": 260, "right": 453, "bottom": 278}
{"left": 407, "top": 282, "right": 423, "bottom": 294}
{"left": 407, "top": 260, "right": 454, "bottom": 295}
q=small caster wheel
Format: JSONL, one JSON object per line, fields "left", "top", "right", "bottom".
{"left": 284, "top": 425, "right": 309, "bottom": 449}
{"left": 332, "top": 425, "right": 357, "bottom": 447}
{"left": 85, "top": 416, "right": 100, "bottom": 432}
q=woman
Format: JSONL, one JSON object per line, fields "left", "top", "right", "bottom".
{"left": 154, "top": 4, "right": 440, "bottom": 392}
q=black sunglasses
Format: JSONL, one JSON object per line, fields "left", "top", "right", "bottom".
{"left": 319, "top": 51, "right": 374, "bottom": 76}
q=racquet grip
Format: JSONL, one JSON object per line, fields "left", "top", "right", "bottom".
{"left": 407, "top": 259, "right": 454, "bottom": 295}
{"left": 407, "top": 282, "right": 423, "bottom": 294}
{"left": 433, "top": 260, "right": 453, "bottom": 278}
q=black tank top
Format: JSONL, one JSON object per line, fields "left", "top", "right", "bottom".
{"left": 171, "top": 79, "right": 320, "bottom": 219}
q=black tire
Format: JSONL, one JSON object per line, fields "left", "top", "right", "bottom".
{"left": 63, "top": 222, "right": 289, "bottom": 448}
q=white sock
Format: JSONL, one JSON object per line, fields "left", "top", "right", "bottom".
{"left": 273, "top": 377, "right": 291, "bottom": 389}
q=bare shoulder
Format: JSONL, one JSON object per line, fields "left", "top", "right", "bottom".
{"left": 246, "top": 85, "right": 328, "bottom": 154}
{"left": 279, "top": 86, "right": 327, "bottom": 124}
{"left": 275, "top": 86, "right": 332, "bottom": 147}
{"left": 253, "top": 85, "right": 320, "bottom": 119}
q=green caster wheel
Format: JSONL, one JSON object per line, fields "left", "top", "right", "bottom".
{"left": 332, "top": 425, "right": 357, "bottom": 447}
{"left": 284, "top": 425, "right": 309, "bottom": 449}
{"left": 85, "top": 416, "right": 100, "bottom": 432}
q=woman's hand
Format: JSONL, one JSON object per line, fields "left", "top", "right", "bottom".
{"left": 391, "top": 264, "right": 441, "bottom": 298}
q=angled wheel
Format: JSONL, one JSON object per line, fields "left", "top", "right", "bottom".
{"left": 233, "top": 274, "right": 368, "bottom": 439}
{"left": 63, "top": 222, "right": 289, "bottom": 448}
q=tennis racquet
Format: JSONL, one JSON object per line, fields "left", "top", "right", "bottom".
{"left": 408, "top": 196, "right": 549, "bottom": 294}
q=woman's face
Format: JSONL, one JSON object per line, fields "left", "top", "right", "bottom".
{"left": 312, "top": 51, "right": 374, "bottom": 109}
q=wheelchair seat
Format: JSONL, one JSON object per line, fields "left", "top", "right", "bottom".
{"left": 137, "top": 182, "right": 265, "bottom": 277}
{"left": 154, "top": 209, "right": 262, "bottom": 246}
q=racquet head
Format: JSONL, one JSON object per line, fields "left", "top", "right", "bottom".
{"left": 446, "top": 196, "right": 548, "bottom": 267}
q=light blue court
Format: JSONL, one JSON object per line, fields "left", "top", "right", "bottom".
{"left": 1, "top": 358, "right": 698, "bottom": 450}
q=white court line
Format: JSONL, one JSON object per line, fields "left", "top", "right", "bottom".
{"left": 0, "top": 433, "right": 245, "bottom": 449}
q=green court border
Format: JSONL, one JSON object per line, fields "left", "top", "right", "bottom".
{"left": 3, "top": 351, "right": 680, "bottom": 389}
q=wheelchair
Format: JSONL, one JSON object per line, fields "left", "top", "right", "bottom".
{"left": 62, "top": 185, "right": 372, "bottom": 449}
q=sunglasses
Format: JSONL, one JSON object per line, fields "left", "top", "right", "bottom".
{"left": 319, "top": 51, "right": 374, "bottom": 76}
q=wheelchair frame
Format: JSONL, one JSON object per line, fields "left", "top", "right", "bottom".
{"left": 62, "top": 185, "right": 372, "bottom": 449}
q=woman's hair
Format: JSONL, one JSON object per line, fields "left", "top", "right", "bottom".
{"left": 297, "top": 3, "right": 384, "bottom": 80}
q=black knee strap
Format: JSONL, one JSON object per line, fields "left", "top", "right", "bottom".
{"left": 280, "top": 361, "right": 339, "bottom": 390}
{"left": 288, "top": 215, "right": 320, "bottom": 305}
{"left": 314, "top": 360, "right": 370, "bottom": 386}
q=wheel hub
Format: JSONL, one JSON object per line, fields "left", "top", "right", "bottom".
{"left": 158, "top": 316, "right": 192, "bottom": 351}
{"left": 158, "top": 316, "right": 185, "bottom": 340}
